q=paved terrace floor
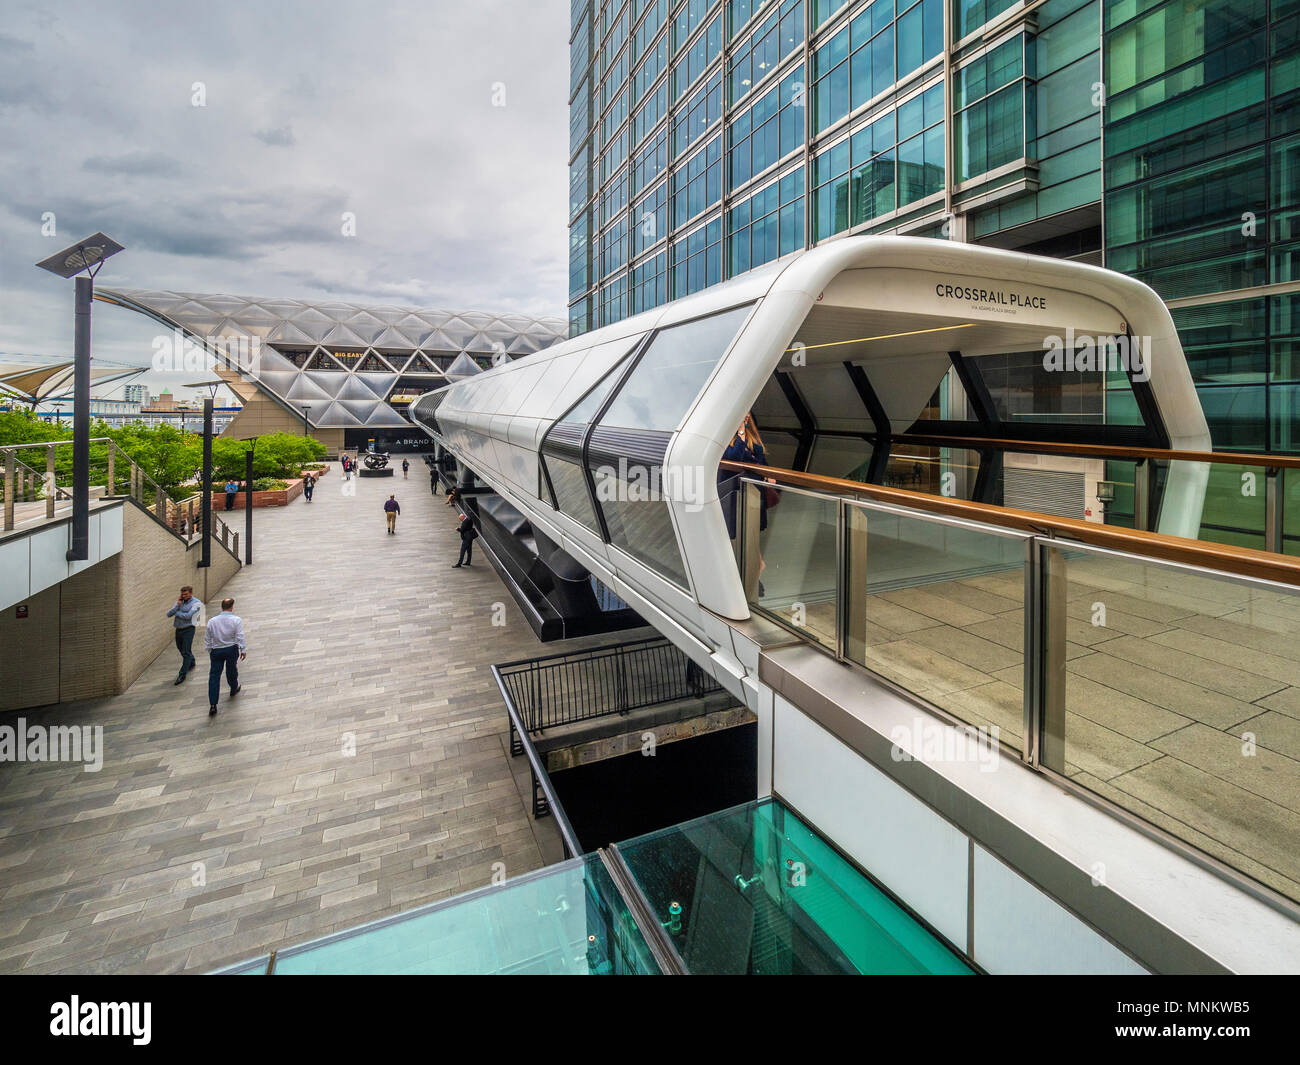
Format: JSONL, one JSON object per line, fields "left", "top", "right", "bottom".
{"left": 0, "top": 461, "right": 633, "bottom": 973}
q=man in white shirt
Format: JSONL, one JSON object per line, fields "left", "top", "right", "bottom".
{"left": 204, "top": 597, "right": 246, "bottom": 717}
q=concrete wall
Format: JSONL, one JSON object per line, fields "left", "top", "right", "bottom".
{"left": 118, "top": 503, "right": 240, "bottom": 689}
{"left": 0, "top": 502, "right": 240, "bottom": 712}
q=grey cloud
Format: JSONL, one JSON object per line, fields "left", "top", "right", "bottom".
{"left": 82, "top": 151, "right": 182, "bottom": 176}
{"left": 253, "top": 125, "right": 295, "bottom": 147}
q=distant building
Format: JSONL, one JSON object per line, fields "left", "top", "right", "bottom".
{"left": 96, "top": 289, "right": 565, "bottom": 453}
{"left": 123, "top": 384, "right": 147, "bottom": 405}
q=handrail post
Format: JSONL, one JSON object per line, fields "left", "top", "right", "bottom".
{"left": 232, "top": 531, "right": 239, "bottom": 557}
{"left": 46, "top": 445, "right": 56, "bottom": 519}
{"left": 106, "top": 445, "right": 115, "bottom": 496}
{"left": 3, "top": 449, "right": 14, "bottom": 531}
{"left": 1038, "top": 543, "right": 1067, "bottom": 773}
{"left": 1265, "top": 467, "right": 1283, "bottom": 554}
{"left": 1133, "top": 458, "right": 1150, "bottom": 531}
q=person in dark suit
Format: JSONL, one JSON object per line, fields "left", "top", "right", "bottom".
{"left": 453, "top": 511, "right": 478, "bottom": 567}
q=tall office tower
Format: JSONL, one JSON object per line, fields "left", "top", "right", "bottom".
{"left": 568, "top": 0, "right": 1300, "bottom": 544}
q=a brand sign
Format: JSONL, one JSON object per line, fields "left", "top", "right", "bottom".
{"left": 822, "top": 268, "right": 1123, "bottom": 335}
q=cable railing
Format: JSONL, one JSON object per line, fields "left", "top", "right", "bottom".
{"left": 1, "top": 437, "right": 241, "bottom": 559}
{"left": 724, "top": 461, "right": 1300, "bottom": 913}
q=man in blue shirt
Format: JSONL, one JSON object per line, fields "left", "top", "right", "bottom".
{"left": 384, "top": 494, "right": 400, "bottom": 534}
{"left": 166, "top": 585, "right": 201, "bottom": 685}
{"left": 224, "top": 480, "right": 239, "bottom": 511}
{"left": 204, "top": 597, "right": 246, "bottom": 717}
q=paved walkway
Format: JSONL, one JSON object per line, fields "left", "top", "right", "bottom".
{"left": 0, "top": 461, "right": 626, "bottom": 973}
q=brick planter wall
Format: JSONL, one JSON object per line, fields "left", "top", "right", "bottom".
{"left": 204, "top": 476, "right": 305, "bottom": 511}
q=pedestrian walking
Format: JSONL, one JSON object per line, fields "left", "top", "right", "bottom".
{"left": 453, "top": 511, "right": 478, "bottom": 567}
{"left": 204, "top": 597, "right": 246, "bottom": 716}
{"left": 303, "top": 472, "right": 315, "bottom": 502}
{"left": 401, "top": 458, "right": 409, "bottom": 479}
{"left": 224, "top": 479, "right": 239, "bottom": 511}
{"left": 384, "top": 494, "right": 400, "bottom": 534}
{"left": 167, "top": 585, "right": 201, "bottom": 684}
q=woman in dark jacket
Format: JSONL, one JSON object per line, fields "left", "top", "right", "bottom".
{"left": 718, "top": 413, "right": 770, "bottom": 539}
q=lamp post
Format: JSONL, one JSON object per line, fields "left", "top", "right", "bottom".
{"left": 1096, "top": 480, "right": 1117, "bottom": 524}
{"left": 199, "top": 398, "right": 213, "bottom": 569}
{"left": 35, "top": 233, "right": 125, "bottom": 561}
{"left": 244, "top": 439, "right": 255, "bottom": 565}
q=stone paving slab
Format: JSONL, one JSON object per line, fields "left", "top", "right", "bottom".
{"left": 0, "top": 459, "right": 638, "bottom": 973}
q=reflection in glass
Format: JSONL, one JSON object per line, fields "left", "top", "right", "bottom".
{"left": 844, "top": 503, "right": 1027, "bottom": 753}
{"left": 617, "top": 797, "right": 972, "bottom": 974}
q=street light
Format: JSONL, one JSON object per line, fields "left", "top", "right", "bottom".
{"left": 35, "top": 232, "right": 125, "bottom": 561}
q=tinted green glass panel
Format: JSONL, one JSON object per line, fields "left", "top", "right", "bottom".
{"left": 618, "top": 797, "right": 973, "bottom": 974}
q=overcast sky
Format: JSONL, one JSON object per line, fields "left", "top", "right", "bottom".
{"left": 0, "top": 0, "right": 570, "bottom": 400}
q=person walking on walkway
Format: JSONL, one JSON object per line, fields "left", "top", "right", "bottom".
{"left": 453, "top": 510, "right": 478, "bottom": 567}
{"left": 303, "top": 472, "right": 315, "bottom": 502}
{"left": 204, "top": 597, "right": 245, "bottom": 716}
{"left": 167, "top": 585, "right": 201, "bottom": 684}
{"left": 384, "top": 494, "right": 400, "bottom": 534}
{"left": 224, "top": 479, "right": 239, "bottom": 511}
{"left": 401, "top": 458, "right": 409, "bottom": 479}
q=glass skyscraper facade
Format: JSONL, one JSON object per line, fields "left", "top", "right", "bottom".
{"left": 568, "top": 0, "right": 1300, "bottom": 488}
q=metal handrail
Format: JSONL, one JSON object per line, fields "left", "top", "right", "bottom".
{"left": 496, "top": 637, "right": 722, "bottom": 734}
{"left": 888, "top": 431, "right": 1300, "bottom": 470}
{"left": 723, "top": 460, "right": 1300, "bottom": 588}
{"left": 729, "top": 470, "right": 1300, "bottom": 912}
{"left": 1, "top": 438, "right": 240, "bottom": 560}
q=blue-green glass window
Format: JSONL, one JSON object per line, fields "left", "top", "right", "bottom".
{"left": 602, "top": 166, "right": 630, "bottom": 227}
{"left": 729, "top": 167, "right": 805, "bottom": 274}
{"left": 671, "top": 135, "right": 723, "bottom": 227}
{"left": 730, "top": 66, "right": 806, "bottom": 190}
{"left": 896, "top": 83, "right": 945, "bottom": 205}
{"left": 633, "top": 179, "right": 668, "bottom": 255}
{"left": 569, "top": 297, "right": 591, "bottom": 337}
{"left": 1197, "top": 385, "right": 1268, "bottom": 451}
{"left": 632, "top": 0, "right": 669, "bottom": 63}
{"left": 630, "top": 125, "right": 668, "bottom": 197}
{"left": 729, "top": 0, "right": 804, "bottom": 104}
{"left": 632, "top": 80, "right": 668, "bottom": 146}
{"left": 633, "top": 30, "right": 667, "bottom": 100}
{"left": 600, "top": 126, "right": 629, "bottom": 181}
{"left": 813, "top": 26, "right": 851, "bottom": 132}
{"left": 671, "top": 216, "right": 723, "bottom": 296}
{"left": 673, "top": 11, "right": 723, "bottom": 99}
{"left": 813, "top": 0, "right": 851, "bottom": 27}
{"left": 954, "top": 0, "right": 1017, "bottom": 40}
{"left": 602, "top": 49, "right": 629, "bottom": 112}
{"left": 571, "top": 10, "right": 592, "bottom": 94}
{"left": 954, "top": 36, "right": 1030, "bottom": 182}
{"left": 599, "top": 274, "right": 629, "bottom": 327}
{"left": 569, "top": 146, "right": 590, "bottom": 218}
{"left": 813, "top": 137, "right": 853, "bottom": 239}
{"left": 675, "top": 0, "right": 722, "bottom": 48}
{"left": 674, "top": 69, "right": 723, "bottom": 155}
{"left": 632, "top": 251, "right": 668, "bottom": 312}
{"left": 896, "top": 0, "right": 942, "bottom": 80}
{"left": 571, "top": 79, "right": 591, "bottom": 156}
{"left": 599, "top": 213, "right": 629, "bottom": 278}
{"left": 569, "top": 214, "right": 591, "bottom": 297}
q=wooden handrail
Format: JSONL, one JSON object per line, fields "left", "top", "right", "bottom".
{"left": 721, "top": 460, "right": 1300, "bottom": 588}
{"left": 885, "top": 433, "right": 1300, "bottom": 471}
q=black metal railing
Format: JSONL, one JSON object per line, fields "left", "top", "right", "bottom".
{"left": 497, "top": 637, "right": 721, "bottom": 740}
